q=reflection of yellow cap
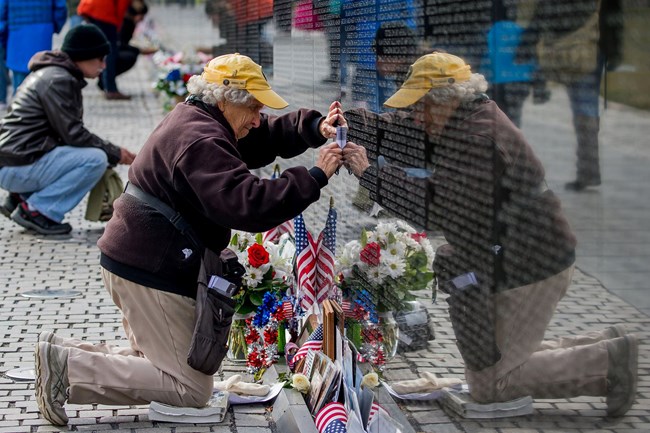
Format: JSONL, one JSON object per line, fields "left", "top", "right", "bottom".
{"left": 384, "top": 52, "right": 472, "bottom": 108}
{"left": 202, "top": 53, "right": 289, "bottom": 109}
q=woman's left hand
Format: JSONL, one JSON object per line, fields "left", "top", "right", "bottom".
{"left": 319, "top": 101, "right": 346, "bottom": 139}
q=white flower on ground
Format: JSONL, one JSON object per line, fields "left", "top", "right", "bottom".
{"left": 292, "top": 373, "right": 310, "bottom": 394}
{"left": 362, "top": 372, "right": 379, "bottom": 388}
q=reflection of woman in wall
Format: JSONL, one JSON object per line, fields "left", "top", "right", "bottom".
{"left": 340, "top": 0, "right": 418, "bottom": 112}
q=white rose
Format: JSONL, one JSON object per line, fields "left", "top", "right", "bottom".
{"left": 361, "top": 372, "right": 379, "bottom": 388}
{"left": 292, "top": 373, "right": 310, "bottom": 394}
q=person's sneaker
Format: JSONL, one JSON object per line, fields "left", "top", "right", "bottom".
{"left": 105, "top": 91, "right": 131, "bottom": 101}
{"left": 606, "top": 335, "right": 638, "bottom": 417}
{"left": 35, "top": 342, "right": 69, "bottom": 426}
{"left": 565, "top": 180, "right": 601, "bottom": 191}
{"left": 0, "top": 193, "right": 22, "bottom": 218}
{"left": 38, "top": 331, "right": 65, "bottom": 346}
{"left": 10, "top": 203, "right": 72, "bottom": 235}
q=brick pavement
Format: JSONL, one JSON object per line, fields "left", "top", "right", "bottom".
{"left": 1, "top": 3, "right": 649, "bottom": 432}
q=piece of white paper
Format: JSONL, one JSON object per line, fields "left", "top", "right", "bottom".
{"left": 381, "top": 380, "right": 462, "bottom": 401}
{"left": 224, "top": 382, "right": 284, "bottom": 405}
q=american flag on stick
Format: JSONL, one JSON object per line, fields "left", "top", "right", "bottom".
{"left": 290, "top": 324, "right": 323, "bottom": 369}
{"left": 294, "top": 213, "right": 317, "bottom": 310}
{"left": 315, "top": 401, "right": 347, "bottom": 433}
{"left": 262, "top": 164, "right": 294, "bottom": 243}
{"left": 315, "top": 197, "right": 337, "bottom": 304}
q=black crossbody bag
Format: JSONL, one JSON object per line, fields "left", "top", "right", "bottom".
{"left": 123, "top": 182, "right": 238, "bottom": 375}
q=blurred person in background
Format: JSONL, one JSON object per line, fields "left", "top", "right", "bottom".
{"left": 67, "top": 0, "right": 83, "bottom": 28}
{"left": 78, "top": 0, "right": 133, "bottom": 100}
{"left": 0, "top": 24, "right": 136, "bottom": 235}
{"left": 0, "top": 0, "right": 67, "bottom": 93}
{"left": 109, "top": 0, "right": 156, "bottom": 85}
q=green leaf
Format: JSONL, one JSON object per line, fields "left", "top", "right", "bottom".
{"left": 235, "top": 302, "right": 255, "bottom": 315}
{"left": 361, "top": 229, "right": 368, "bottom": 247}
{"left": 230, "top": 233, "right": 239, "bottom": 246}
{"left": 250, "top": 292, "right": 264, "bottom": 306}
{"left": 255, "top": 233, "right": 263, "bottom": 244}
{"left": 387, "top": 232, "right": 396, "bottom": 244}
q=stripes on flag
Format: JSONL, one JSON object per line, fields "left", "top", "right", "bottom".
{"left": 294, "top": 214, "right": 317, "bottom": 310}
{"left": 315, "top": 203, "right": 337, "bottom": 303}
{"left": 291, "top": 324, "right": 323, "bottom": 368}
{"left": 263, "top": 219, "right": 294, "bottom": 243}
{"left": 315, "top": 402, "right": 347, "bottom": 433}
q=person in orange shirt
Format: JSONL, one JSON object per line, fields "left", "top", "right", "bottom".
{"left": 77, "top": 0, "right": 132, "bottom": 100}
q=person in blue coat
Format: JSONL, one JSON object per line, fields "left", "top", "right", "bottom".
{"left": 0, "top": 0, "right": 67, "bottom": 93}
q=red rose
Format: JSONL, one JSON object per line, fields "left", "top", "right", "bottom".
{"left": 247, "top": 243, "right": 270, "bottom": 268}
{"left": 360, "top": 242, "right": 381, "bottom": 266}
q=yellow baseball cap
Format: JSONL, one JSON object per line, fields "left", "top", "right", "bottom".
{"left": 384, "top": 52, "right": 472, "bottom": 108}
{"left": 202, "top": 53, "right": 289, "bottom": 109}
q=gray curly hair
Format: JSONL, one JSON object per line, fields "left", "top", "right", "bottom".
{"left": 186, "top": 74, "right": 258, "bottom": 107}
{"left": 423, "top": 73, "right": 488, "bottom": 105}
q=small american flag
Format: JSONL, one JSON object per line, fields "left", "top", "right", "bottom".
{"left": 294, "top": 214, "right": 317, "bottom": 310}
{"left": 315, "top": 199, "right": 337, "bottom": 304}
{"left": 315, "top": 402, "right": 347, "bottom": 433}
{"left": 291, "top": 324, "right": 323, "bottom": 368}
{"left": 263, "top": 219, "right": 294, "bottom": 243}
{"left": 281, "top": 300, "right": 294, "bottom": 319}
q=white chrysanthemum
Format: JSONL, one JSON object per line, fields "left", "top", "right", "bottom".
{"left": 382, "top": 255, "right": 406, "bottom": 278}
{"left": 383, "top": 239, "right": 406, "bottom": 260}
{"left": 243, "top": 265, "right": 264, "bottom": 287}
{"left": 400, "top": 231, "right": 421, "bottom": 251}
{"left": 419, "top": 237, "right": 435, "bottom": 265}
{"left": 374, "top": 221, "right": 398, "bottom": 242}
{"left": 395, "top": 219, "right": 417, "bottom": 233}
{"left": 366, "top": 264, "right": 389, "bottom": 284}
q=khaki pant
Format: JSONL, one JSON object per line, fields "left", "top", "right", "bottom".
{"left": 65, "top": 268, "right": 213, "bottom": 406}
{"left": 466, "top": 265, "right": 609, "bottom": 402}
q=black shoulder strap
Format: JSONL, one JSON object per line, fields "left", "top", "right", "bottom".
{"left": 123, "top": 182, "right": 203, "bottom": 250}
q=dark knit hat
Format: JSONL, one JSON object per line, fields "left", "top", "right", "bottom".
{"left": 61, "top": 24, "right": 111, "bottom": 61}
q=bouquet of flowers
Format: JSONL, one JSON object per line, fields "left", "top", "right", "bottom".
{"left": 151, "top": 51, "right": 210, "bottom": 111}
{"left": 337, "top": 220, "right": 435, "bottom": 314}
{"left": 229, "top": 231, "right": 294, "bottom": 314}
{"left": 227, "top": 231, "right": 295, "bottom": 369}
